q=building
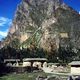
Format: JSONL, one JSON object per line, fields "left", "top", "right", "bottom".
{"left": 60, "top": 32, "right": 68, "bottom": 38}
{"left": 4, "top": 58, "right": 47, "bottom": 68}
{"left": 59, "top": 32, "right": 70, "bottom": 48}
{"left": 69, "top": 61, "right": 80, "bottom": 74}
{"left": 23, "top": 58, "right": 47, "bottom": 68}
{"left": 4, "top": 58, "right": 47, "bottom": 73}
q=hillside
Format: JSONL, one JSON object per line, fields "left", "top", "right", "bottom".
{"left": 1, "top": 0, "right": 80, "bottom": 53}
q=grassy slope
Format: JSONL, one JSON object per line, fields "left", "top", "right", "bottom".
{"left": 0, "top": 72, "right": 50, "bottom": 80}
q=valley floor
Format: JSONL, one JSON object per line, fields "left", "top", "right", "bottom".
{"left": 0, "top": 72, "right": 69, "bottom": 80}
{"left": 0, "top": 72, "right": 50, "bottom": 80}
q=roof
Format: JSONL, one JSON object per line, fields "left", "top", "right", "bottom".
{"left": 4, "top": 58, "right": 47, "bottom": 62}
{"left": 23, "top": 58, "right": 47, "bottom": 61}
{"left": 4, "top": 59, "right": 20, "bottom": 62}
{"left": 69, "top": 61, "right": 80, "bottom": 65}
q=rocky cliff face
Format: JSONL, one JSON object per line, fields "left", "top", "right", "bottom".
{"left": 2, "top": 0, "right": 80, "bottom": 51}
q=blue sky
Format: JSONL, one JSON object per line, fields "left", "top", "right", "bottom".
{"left": 64, "top": 0, "right": 80, "bottom": 12}
{"left": 0, "top": 0, "right": 21, "bottom": 40}
{"left": 0, "top": 0, "right": 80, "bottom": 41}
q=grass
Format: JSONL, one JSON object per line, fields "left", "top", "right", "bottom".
{"left": 0, "top": 72, "right": 51, "bottom": 80}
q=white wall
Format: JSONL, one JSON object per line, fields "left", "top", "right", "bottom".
{"left": 71, "top": 67, "right": 80, "bottom": 74}
{"left": 23, "top": 62, "right": 31, "bottom": 67}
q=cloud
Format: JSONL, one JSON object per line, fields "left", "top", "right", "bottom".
{"left": 79, "top": 11, "right": 80, "bottom": 14}
{"left": 0, "top": 17, "right": 12, "bottom": 26}
{"left": 0, "top": 29, "right": 8, "bottom": 37}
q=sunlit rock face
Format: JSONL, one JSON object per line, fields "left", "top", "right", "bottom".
{"left": 2, "top": 0, "right": 80, "bottom": 51}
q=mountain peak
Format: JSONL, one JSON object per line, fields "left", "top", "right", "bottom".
{"left": 1, "top": 0, "right": 80, "bottom": 52}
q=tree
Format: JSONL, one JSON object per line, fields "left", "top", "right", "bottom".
{"left": 58, "top": 46, "right": 76, "bottom": 63}
{"left": 9, "top": 38, "right": 20, "bottom": 49}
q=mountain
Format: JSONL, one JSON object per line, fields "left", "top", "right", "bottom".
{"left": 1, "top": 0, "right": 80, "bottom": 52}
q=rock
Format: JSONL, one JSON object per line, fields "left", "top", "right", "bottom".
{"left": 1, "top": 0, "right": 80, "bottom": 52}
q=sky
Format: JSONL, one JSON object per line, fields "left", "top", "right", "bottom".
{"left": 0, "top": 0, "right": 21, "bottom": 40}
{"left": 0, "top": 0, "right": 80, "bottom": 41}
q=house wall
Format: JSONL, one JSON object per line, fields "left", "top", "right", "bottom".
{"left": 71, "top": 67, "right": 80, "bottom": 74}
{"left": 23, "top": 62, "right": 31, "bottom": 67}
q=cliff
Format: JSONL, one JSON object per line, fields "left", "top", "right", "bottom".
{"left": 2, "top": 0, "right": 80, "bottom": 52}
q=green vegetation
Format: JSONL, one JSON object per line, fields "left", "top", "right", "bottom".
{"left": 0, "top": 42, "right": 80, "bottom": 63}
{"left": 0, "top": 72, "right": 50, "bottom": 80}
{"left": 9, "top": 38, "right": 20, "bottom": 49}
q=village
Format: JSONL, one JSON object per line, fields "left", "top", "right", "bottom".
{"left": 0, "top": 58, "right": 80, "bottom": 80}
